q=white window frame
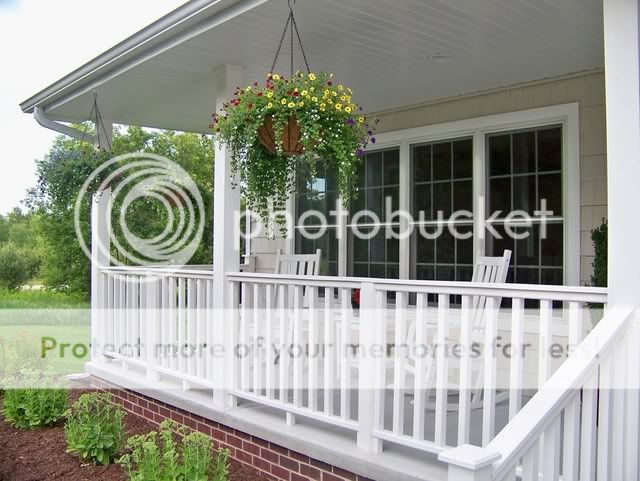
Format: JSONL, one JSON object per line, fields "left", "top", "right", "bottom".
{"left": 290, "top": 103, "right": 580, "bottom": 286}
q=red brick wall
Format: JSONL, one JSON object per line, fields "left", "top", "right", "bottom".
{"left": 91, "top": 377, "right": 372, "bottom": 481}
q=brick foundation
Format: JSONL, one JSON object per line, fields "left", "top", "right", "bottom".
{"left": 91, "top": 377, "right": 371, "bottom": 481}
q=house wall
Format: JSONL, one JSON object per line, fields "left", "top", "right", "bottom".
{"left": 251, "top": 71, "right": 607, "bottom": 285}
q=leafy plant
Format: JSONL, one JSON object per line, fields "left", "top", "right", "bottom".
{"left": 1, "top": 369, "right": 67, "bottom": 428}
{"left": 0, "top": 331, "right": 47, "bottom": 384}
{"left": 118, "top": 419, "right": 229, "bottom": 481}
{"left": 64, "top": 392, "right": 126, "bottom": 465}
{"left": 211, "top": 72, "right": 375, "bottom": 230}
{"left": 590, "top": 218, "right": 607, "bottom": 288}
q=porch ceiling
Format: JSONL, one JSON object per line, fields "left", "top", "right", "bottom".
{"left": 21, "top": 0, "right": 603, "bottom": 134}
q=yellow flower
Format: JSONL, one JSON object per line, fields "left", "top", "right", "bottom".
{"left": 335, "top": 103, "right": 342, "bottom": 110}
{"left": 332, "top": 91, "right": 337, "bottom": 97}
{"left": 320, "top": 103, "right": 326, "bottom": 108}
{"left": 347, "top": 88, "right": 353, "bottom": 94}
{"left": 311, "top": 96, "right": 318, "bottom": 102}
{"left": 267, "top": 102, "right": 273, "bottom": 108}
{"left": 288, "top": 102, "right": 295, "bottom": 108}
{"left": 294, "top": 87, "right": 299, "bottom": 93}
{"left": 298, "top": 101, "right": 305, "bottom": 107}
{"left": 358, "top": 116, "right": 365, "bottom": 123}
{"left": 310, "top": 87, "right": 315, "bottom": 92}
{"left": 245, "top": 86, "right": 252, "bottom": 92}
{"left": 345, "top": 106, "right": 352, "bottom": 113}
{"left": 346, "top": 96, "right": 352, "bottom": 102}
{"left": 281, "top": 98, "right": 287, "bottom": 105}
{"left": 340, "top": 95, "right": 347, "bottom": 101}
{"left": 301, "top": 90, "right": 308, "bottom": 96}
{"left": 327, "top": 98, "right": 333, "bottom": 104}
{"left": 320, "top": 107, "right": 325, "bottom": 112}
{"left": 266, "top": 91, "right": 273, "bottom": 98}
{"left": 308, "top": 73, "right": 316, "bottom": 80}
{"left": 338, "top": 85, "right": 344, "bottom": 91}
{"left": 272, "top": 74, "right": 281, "bottom": 80}
{"left": 323, "top": 89, "right": 330, "bottom": 97}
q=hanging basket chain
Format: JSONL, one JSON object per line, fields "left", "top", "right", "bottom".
{"left": 270, "top": 0, "right": 311, "bottom": 76}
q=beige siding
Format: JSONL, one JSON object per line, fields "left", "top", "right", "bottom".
{"left": 252, "top": 72, "right": 607, "bottom": 284}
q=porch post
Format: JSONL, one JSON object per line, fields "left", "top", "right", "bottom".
{"left": 438, "top": 445, "right": 501, "bottom": 481}
{"left": 212, "top": 64, "right": 244, "bottom": 408}
{"left": 603, "top": 0, "right": 640, "bottom": 477}
{"left": 90, "top": 187, "right": 112, "bottom": 362}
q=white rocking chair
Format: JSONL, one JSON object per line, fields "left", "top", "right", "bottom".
{"left": 400, "top": 249, "right": 512, "bottom": 411}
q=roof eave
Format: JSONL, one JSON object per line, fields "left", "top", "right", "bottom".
{"left": 19, "top": 0, "right": 254, "bottom": 115}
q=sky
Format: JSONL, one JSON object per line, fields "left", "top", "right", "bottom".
{"left": 0, "top": 0, "right": 185, "bottom": 215}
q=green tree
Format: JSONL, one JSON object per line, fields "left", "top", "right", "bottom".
{"left": 26, "top": 126, "right": 214, "bottom": 295}
{"left": 0, "top": 242, "right": 41, "bottom": 290}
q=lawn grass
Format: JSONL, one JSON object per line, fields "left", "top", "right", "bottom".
{"left": 0, "top": 289, "right": 88, "bottom": 309}
{"left": 0, "top": 324, "right": 90, "bottom": 375}
{"left": 0, "top": 290, "right": 90, "bottom": 377}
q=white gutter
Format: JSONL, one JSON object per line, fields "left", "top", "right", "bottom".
{"left": 34, "top": 106, "right": 96, "bottom": 145}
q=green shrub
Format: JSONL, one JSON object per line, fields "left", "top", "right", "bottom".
{"left": 1, "top": 370, "right": 67, "bottom": 428}
{"left": 0, "top": 242, "right": 41, "bottom": 290}
{"left": 118, "top": 419, "right": 229, "bottom": 481}
{"left": 64, "top": 392, "right": 126, "bottom": 465}
{"left": 590, "top": 218, "right": 607, "bottom": 288}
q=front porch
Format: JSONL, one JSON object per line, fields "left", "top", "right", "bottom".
{"left": 21, "top": 0, "right": 640, "bottom": 479}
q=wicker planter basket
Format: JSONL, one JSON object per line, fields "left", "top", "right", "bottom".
{"left": 257, "top": 115, "right": 304, "bottom": 155}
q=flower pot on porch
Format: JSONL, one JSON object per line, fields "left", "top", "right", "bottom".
{"left": 257, "top": 115, "right": 305, "bottom": 155}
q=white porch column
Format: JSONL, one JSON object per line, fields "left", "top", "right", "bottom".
{"left": 212, "top": 64, "right": 244, "bottom": 407}
{"left": 604, "top": 0, "right": 640, "bottom": 306}
{"left": 603, "top": 1, "right": 640, "bottom": 478}
{"left": 90, "top": 187, "right": 112, "bottom": 362}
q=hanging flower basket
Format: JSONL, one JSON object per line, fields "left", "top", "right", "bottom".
{"left": 210, "top": 72, "right": 376, "bottom": 231}
{"left": 257, "top": 115, "right": 304, "bottom": 155}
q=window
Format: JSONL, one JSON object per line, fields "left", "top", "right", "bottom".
{"left": 293, "top": 161, "right": 339, "bottom": 275}
{"left": 348, "top": 148, "right": 400, "bottom": 278}
{"left": 410, "top": 138, "right": 474, "bottom": 282}
{"left": 291, "top": 105, "right": 577, "bottom": 286}
{"left": 485, "top": 126, "right": 563, "bottom": 285}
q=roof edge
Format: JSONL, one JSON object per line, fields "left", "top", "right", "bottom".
{"left": 19, "top": 0, "right": 227, "bottom": 113}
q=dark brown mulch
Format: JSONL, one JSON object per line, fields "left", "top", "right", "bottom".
{"left": 0, "top": 390, "right": 268, "bottom": 481}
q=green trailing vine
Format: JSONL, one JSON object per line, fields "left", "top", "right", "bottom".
{"left": 211, "top": 72, "right": 375, "bottom": 232}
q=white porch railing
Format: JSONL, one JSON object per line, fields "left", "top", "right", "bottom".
{"left": 439, "top": 306, "right": 635, "bottom": 481}
{"left": 94, "top": 267, "right": 611, "bottom": 474}
{"left": 226, "top": 272, "right": 608, "bottom": 455}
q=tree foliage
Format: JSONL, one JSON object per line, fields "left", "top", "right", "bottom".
{"left": 24, "top": 126, "right": 214, "bottom": 295}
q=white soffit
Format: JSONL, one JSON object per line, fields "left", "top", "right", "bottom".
{"left": 27, "top": 0, "right": 603, "bottom": 133}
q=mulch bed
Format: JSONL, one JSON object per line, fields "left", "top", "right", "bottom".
{"left": 0, "top": 390, "right": 268, "bottom": 481}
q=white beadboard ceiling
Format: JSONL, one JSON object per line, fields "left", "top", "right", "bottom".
{"left": 36, "top": 0, "right": 603, "bottom": 133}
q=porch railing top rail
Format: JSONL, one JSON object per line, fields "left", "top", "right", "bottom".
{"left": 100, "top": 265, "right": 214, "bottom": 278}
{"left": 227, "top": 272, "right": 608, "bottom": 303}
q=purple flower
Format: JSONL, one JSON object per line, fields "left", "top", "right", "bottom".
{"left": 371, "top": 137, "right": 376, "bottom": 144}
{"left": 356, "top": 148, "right": 365, "bottom": 157}
{"left": 367, "top": 130, "right": 373, "bottom": 135}
{"left": 346, "top": 118, "right": 355, "bottom": 125}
